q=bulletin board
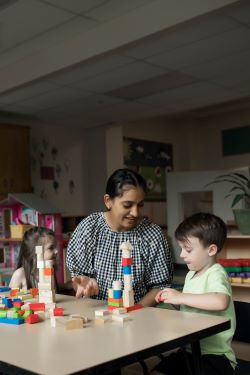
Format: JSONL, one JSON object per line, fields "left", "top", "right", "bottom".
{"left": 222, "top": 125, "right": 250, "bottom": 156}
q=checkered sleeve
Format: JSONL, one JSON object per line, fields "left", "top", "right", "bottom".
{"left": 66, "top": 215, "right": 96, "bottom": 277}
{"left": 143, "top": 224, "right": 173, "bottom": 289}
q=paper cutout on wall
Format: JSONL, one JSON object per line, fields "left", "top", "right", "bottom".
{"left": 40, "top": 166, "right": 55, "bottom": 180}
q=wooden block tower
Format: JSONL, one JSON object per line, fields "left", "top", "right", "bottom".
{"left": 120, "top": 241, "right": 134, "bottom": 308}
{"left": 35, "top": 245, "right": 56, "bottom": 305}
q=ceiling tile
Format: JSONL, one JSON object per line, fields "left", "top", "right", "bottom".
{"left": 85, "top": 0, "right": 153, "bottom": 22}
{"left": 181, "top": 50, "right": 250, "bottom": 80}
{"left": 47, "top": 54, "right": 135, "bottom": 85}
{"left": 108, "top": 71, "right": 198, "bottom": 99}
{"left": 0, "top": 0, "right": 74, "bottom": 53}
{"left": 146, "top": 26, "right": 250, "bottom": 70}
{"left": 120, "top": 11, "right": 240, "bottom": 59}
{"left": 220, "top": 0, "right": 250, "bottom": 24}
{"left": 0, "top": 81, "right": 59, "bottom": 105}
{"left": 74, "top": 61, "right": 167, "bottom": 92}
{"left": 138, "top": 82, "right": 245, "bottom": 110}
{"left": 44, "top": 0, "right": 107, "bottom": 14}
{"left": 14, "top": 87, "right": 91, "bottom": 111}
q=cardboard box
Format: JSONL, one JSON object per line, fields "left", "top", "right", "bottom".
{"left": 10, "top": 225, "right": 34, "bottom": 239}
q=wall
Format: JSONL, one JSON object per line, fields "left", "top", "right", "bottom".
{"left": 30, "top": 107, "right": 250, "bottom": 222}
{"left": 167, "top": 169, "right": 248, "bottom": 262}
{"left": 186, "top": 108, "right": 250, "bottom": 171}
{"left": 30, "top": 123, "right": 108, "bottom": 217}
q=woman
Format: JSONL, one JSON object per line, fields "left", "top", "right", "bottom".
{"left": 66, "top": 168, "right": 173, "bottom": 306}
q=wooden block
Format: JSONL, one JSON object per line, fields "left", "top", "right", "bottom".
{"left": 65, "top": 318, "right": 83, "bottom": 330}
{"left": 35, "top": 246, "right": 43, "bottom": 255}
{"left": 112, "top": 314, "right": 131, "bottom": 323}
{"left": 26, "top": 314, "right": 40, "bottom": 324}
{"left": 70, "top": 314, "right": 88, "bottom": 323}
{"left": 123, "top": 290, "right": 134, "bottom": 307}
{"left": 44, "top": 268, "right": 54, "bottom": 276}
{"left": 95, "top": 309, "right": 110, "bottom": 317}
{"left": 108, "top": 288, "right": 114, "bottom": 298}
{"left": 126, "top": 304, "right": 143, "bottom": 312}
{"left": 112, "top": 307, "right": 127, "bottom": 315}
{"left": 95, "top": 316, "right": 111, "bottom": 324}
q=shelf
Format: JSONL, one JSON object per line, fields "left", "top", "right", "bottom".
{"left": 231, "top": 283, "right": 250, "bottom": 288}
{"left": 227, "top": 235, "right": 250, "bottom": 239}
{"left": 0, "top": 237, "right": 22, "bottom": 242}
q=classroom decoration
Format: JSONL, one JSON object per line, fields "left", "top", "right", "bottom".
{"left": 123, "top": 137, "right": 173, "bottom": 201}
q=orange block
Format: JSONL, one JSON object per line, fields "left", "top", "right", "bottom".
{"left": 30, "top": 288, "right": 39, "bottom": 297}
{"left": 44, "top": 268, "right": 54, "bottom": 276}
{"left": 10, "top": 289, "right": 19, "bottom": 297}
{"left": 108, "top": 297, "right": 123, "bottom": 303}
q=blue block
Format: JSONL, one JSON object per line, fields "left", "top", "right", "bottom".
{"left": 0, "top": 287, "right": 11, "bottom": 292}
{"left": 113, "top": 290, "right": 122, "bottom": 299}
{"left": 12, "top": 298, "right": 22, "bottom": 302}
{"left": 2, "top": 298, "right": 13, "bottom": 308}
{"left": 0, "top": 317, "right": 25, "bottom": 325}
{"left": 123, "top": 266, "right": 131, "bottom": 275}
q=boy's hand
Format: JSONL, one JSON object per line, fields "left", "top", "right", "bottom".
{"left": 72, "top": 276, "right": 99, "bottom": 298}
{"left": 155, "top": 288, "right": 182, "bottom": 304}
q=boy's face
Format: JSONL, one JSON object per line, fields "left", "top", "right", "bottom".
{"left": 178, "top": 236, "right": 214, "bottom": 274}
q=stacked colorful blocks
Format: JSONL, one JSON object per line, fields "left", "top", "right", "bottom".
{"left": 218, "top": 258, "right": 250, "bottom": 284}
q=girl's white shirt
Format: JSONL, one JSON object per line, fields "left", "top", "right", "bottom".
{"left": 9, "top": 267, "right": 27, "bottom": 289}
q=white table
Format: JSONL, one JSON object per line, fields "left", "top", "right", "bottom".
{"left": 0, "top": 294, "right": 230, "bottom": 375}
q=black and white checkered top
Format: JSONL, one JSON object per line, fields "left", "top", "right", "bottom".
{"left": 66, "top": 212, "right": 173, "bottom": 303}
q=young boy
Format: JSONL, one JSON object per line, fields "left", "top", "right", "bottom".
{"left": 152, "top": 212, "right": 237, "bottom": 375}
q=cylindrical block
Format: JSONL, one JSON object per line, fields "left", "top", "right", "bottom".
{"left": 112, "top": 280, "right": 121, "bottom": 290}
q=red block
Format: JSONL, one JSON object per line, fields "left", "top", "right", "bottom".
{"left": 53, "top": 308, "right": 63, "bottom": 316}
{"left": 122, "top": 258, "right": 133, "bottom": 266}
{"left": 26, "top": 314, "right": 40, "bottom": 324}
{"left": 126, "top": 304, "right": 143, "bottom": 312}
{"left": 29, "top": 303, "right": 45, "bottom": 311}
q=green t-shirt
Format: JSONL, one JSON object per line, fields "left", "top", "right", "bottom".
{"left": 180, "top": 263, "right": 236, "bottom": 368}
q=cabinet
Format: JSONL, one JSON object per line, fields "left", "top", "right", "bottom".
{"left": 0, "top": 238, "right": 21, "bottom": 285}
{"left": 219, "top": 235, "right": 250, "bottom": 303}
{"left": 219, "top": 235, "right": 250, "bottom": 344}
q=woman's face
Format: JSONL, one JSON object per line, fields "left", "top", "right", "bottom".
{"left": 105, "top": 185, "right": 145, "bottom": 232}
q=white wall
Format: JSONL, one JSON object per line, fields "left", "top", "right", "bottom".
{"left": 30, "top": 124, "right": 107, "bottom": 216}
{"left": 167, "top": 169, "right": 248, "bottom": 263}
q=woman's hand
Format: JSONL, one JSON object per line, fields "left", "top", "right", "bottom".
{"left": 72, "top": 276, "right": 99, "bottom": 298}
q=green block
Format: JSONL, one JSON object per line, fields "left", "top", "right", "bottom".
{"left": 23, "top": 310, "right": 32, "bottom": 319}
{"left": 0, "top": 310, "right": 7, "bottom": 318}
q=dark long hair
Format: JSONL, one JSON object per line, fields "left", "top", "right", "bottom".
{"left": 106, "top": 168, "right": 147, "bottom": 198}
{"left": 16, "top": 226, "right": 56, "bottom": 289}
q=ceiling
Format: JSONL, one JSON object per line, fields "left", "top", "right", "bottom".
{"left": 0, "top": 0, "right": 250, "bottom": 129}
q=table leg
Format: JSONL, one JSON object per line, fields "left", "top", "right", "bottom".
{"left": 191, "top": 341, "right": 202, "bottom": 375}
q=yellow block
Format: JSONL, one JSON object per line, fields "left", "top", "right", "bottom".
{"left": 10, "top": 224, "right": 34, "bottom": 239}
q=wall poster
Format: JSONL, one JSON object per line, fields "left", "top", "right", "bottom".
{"left": 123, "top": 137, "right": 173, "bottom": 201}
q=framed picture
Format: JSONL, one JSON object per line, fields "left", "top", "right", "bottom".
{"left": 123, "top": 137, "right": 173, "bottom": 201}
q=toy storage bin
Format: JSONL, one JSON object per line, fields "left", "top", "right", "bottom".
{"left": 10, "top": 224, "right": 34, "bottom": 239}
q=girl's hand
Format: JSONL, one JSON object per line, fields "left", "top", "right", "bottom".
{"left": 155, "top": 289, "right": 167, "bottom": 303}
{"left": 72, "top": 276, "right": 99, "bottom": 298}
